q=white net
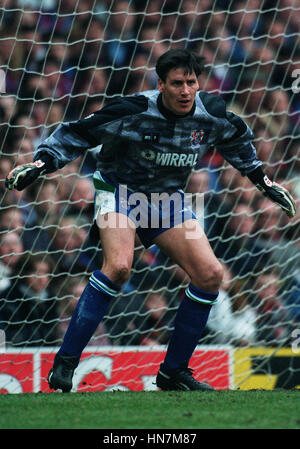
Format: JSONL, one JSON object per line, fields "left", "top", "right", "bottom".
{"left": 0, "top": 0, "right": 300, "bottom": 393}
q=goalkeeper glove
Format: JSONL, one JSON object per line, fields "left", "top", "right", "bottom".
{"left": 248, "top": 167, "right": 296, "bottom": 218}
{"left": 5, "top": 154, "right": 54, "bottom": 191}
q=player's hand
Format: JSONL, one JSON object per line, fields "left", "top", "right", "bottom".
{"left": 256, "top": 178, "right": 296, "bottom": 218}
{"left": 5, "top": 160, "right": 46, "bottom": 191}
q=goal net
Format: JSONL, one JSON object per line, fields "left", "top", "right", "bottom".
{"left": 0, "top": 0, "right": 299, "bottom": 393}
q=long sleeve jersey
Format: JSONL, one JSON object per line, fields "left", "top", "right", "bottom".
{"left": 34, "top": 89, "right": 262, "bottom": 193}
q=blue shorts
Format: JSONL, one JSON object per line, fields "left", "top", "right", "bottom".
{"left": 93, "top": 172, "right": 196, "bottom": 248}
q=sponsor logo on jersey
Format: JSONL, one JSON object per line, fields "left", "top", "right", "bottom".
{"left": 141, "top": 150, "right": 156, "bottom": 161}
{"left": 141, "top": 150, "right": 198, "bottom": 167}
{"left": 190, "top": 130, "right": 205, "bottom": 147}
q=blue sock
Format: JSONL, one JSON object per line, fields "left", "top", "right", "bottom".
{"left": 163, "top": 284, "right": 219, "bottom": 370}
{"left": 57, "top": 270, "right": 121, "bottom": 360}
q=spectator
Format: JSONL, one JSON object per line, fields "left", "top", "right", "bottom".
{"left": 17, "top": 23, "right": 45, "bottom": 72}
{"left": 7, "top": 113, "right": 38, "bottom": 146}
{"left": 254, "top": 197, "right": 285, "bottom": 243}
{"left": 123, "top": 52, "right": 156, "bottom": 94}
{"left": 47, "top": 157, "right": 84, "bottom": 201}
{"left": 105, "top": 291, "right": 144, "bottom": 346}
{"left": 74, "top": 68, "right": 108, "bottom": 116}
{"left": 28, "top": 178, "right": 63, "bottom": 226}
{"left": 0, "top": 254, "right": 59, "bottom": 347}
{"left": 0, "top": 163, "right": 39, "bottom": 231}
{"left": 129, "top": 243, "right": 187, "bottom": 303}
{"left": 254, "top": 193, "right": 299, "bottom": 287}
{"left": 199, "top": 26, "right": 237, "bottom": 94}
{"left": 0, "top": 157, "right": 14, "bottom": 194}
{"left": 254, "top": 127, "right": 279, "bottom": 177}
{"left": 0, "top": 206, "right": 24, "bottom": 234}
{"left": 0, "top": 231, "right": 24, "bottom": 293}
{"left": 159, "top": 9, "right": 184, "bottom": 47}
{"left": 0, "top": 204, "right": 47, "bottom": 251}
{"left": 44, "top": 102, "right": 65, "bottom": 135}
{"left": 63, "top": 176, "right": 95, "bottom": 221}
{"left": 0, "top": 95, "right": 17, "bottom": 123}
{"left": 141, "top": 0, "right": 164, "bottom": 29}
{"left": 105, "top": 0, "right": 137, "bottom": 68}
{"left": 178, "top": 0, "right": 205, "bottom": 41}
{"left": 262, "top": 88, "right": 294, "bottom": 138}
{"left": 207, "top": 264, "right": 257, "bottom": 345}
{"left": 13, "top": 137, "right": 35, "bottom": 166}
{"left": 263, "top": 17, "right": 295, "bottom": 60}
{"left": 46, "top": 214, "right": 98, "bottom": 275}
{"left": 45, "top": 32, "right": 74, "bottom": 76}
{"left": 0, "top": 33, "right": 23, "bottom": 93}
{"left": 104, "top": 0, "right": 138, "bottom": 94}
{"left": 75, "top": 18, "right": 108, "bottom": 69}
{"left": 136, "top": 24, "right": 168, "bottom": 72}
{"left": 38, "top": 57, "right": 73, "bottom": 103}
{"left": 228, "top": 72, "right": 269, "bottom": 132}
{"left": 252, "top": 270, "right": 295, "bottom": 346}
{"left": 213, "top": 203, "right": 266, "bottom": 277}
{"left": 139, "top": 291, "right": 174, "bottom": 346}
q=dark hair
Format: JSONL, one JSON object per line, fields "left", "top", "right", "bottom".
{"left": 156, "top": 49, "right": 205, "bottom": 82}
{"left": 14, "top": 253, "right": 54, "bottom": 277}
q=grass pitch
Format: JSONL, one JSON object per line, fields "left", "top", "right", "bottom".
{"left": 0, "top": 390, "right": 299, "bottom": 430}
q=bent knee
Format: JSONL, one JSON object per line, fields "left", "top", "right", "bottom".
{"left": 211, "top": 261, "right": 224, "bottom": 287}
{"left": 102, "top": 262, "right": 131, "bottom": 285}
{"left": 192, "top": 260, "right": 224, "bottom": 292}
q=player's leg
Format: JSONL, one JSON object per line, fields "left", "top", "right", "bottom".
{"left": 154, "top": 218, "right": 223, "bottom": 292}
{"left": 100, "top": 212, "right": 136, "bottom": 284}
{"left": 154, "top": 219, "right": 223, "bottom": 391}
{"left": 48, "top": 212, "right": 136, "bottom": 392}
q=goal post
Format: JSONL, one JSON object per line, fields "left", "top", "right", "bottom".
{"left": 0, "top": 0, "right": 299, "bottom": 393}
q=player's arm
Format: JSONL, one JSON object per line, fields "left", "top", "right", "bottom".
{"left": 246, "top": 165, "right": 296, "bottom": 218}
{"left": 6, "top": 95, "right": 148, "bottom": 191}
{"left": 213, "top": 103, "right": 296, "bottom": 218}
{"left": 5, "top": 119, "right": 100, "bottom": 191}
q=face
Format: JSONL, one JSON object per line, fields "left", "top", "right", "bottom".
{"left": 230, "top": 204, "right": 256, "bottom": 236}
{"left": 146, "top": 294, "right": 167, "bottom": 320}
{"left": 0, "top": 232, "right": 23, "bottom": 267}
{"left": 27, "top": 261, "right": 50, "bottom": 293}
{"left": 158, "top": 67, "right": 199, "bottom": 116}
{"left": 256, "top": 274, "right": 279, "bottom": 300}
{"left": 1, "top": 209, "right": 23, "bottom": 233}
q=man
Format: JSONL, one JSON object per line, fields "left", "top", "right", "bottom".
{"left": 0, "top": 254, "right": 58, "bottom": 347}
{"left": 6, "top": 49, "right": 296, "bottom": 392}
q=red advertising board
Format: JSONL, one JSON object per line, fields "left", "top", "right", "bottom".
{"left": 0, "top": 353, "right": 34, "bottom": 393}
{"left": 0, "top": 347, "right": 231, "bottom": 393}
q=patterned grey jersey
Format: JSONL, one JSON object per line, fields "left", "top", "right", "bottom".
{"left": 34, "top": 90, "right": 262, "bottom": 193}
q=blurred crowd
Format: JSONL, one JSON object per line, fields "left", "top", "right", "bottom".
{"left": 0, "top": 0, "right": 299, "bottom": 349}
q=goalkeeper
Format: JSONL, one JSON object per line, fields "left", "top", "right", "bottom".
{"left": 6, "top": 49, "right": 296, "bottom": 392}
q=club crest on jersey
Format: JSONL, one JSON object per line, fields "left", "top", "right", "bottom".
{"left": 190, "top": 130, "right": 205, "bottom": 147}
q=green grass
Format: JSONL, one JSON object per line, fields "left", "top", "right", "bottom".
{"left": 0, "top": 390, "right": 300, "bottom": 429}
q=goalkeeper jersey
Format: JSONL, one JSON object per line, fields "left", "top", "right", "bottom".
{"left": 34, "top": 90, "right": 262, "bottom": 193}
